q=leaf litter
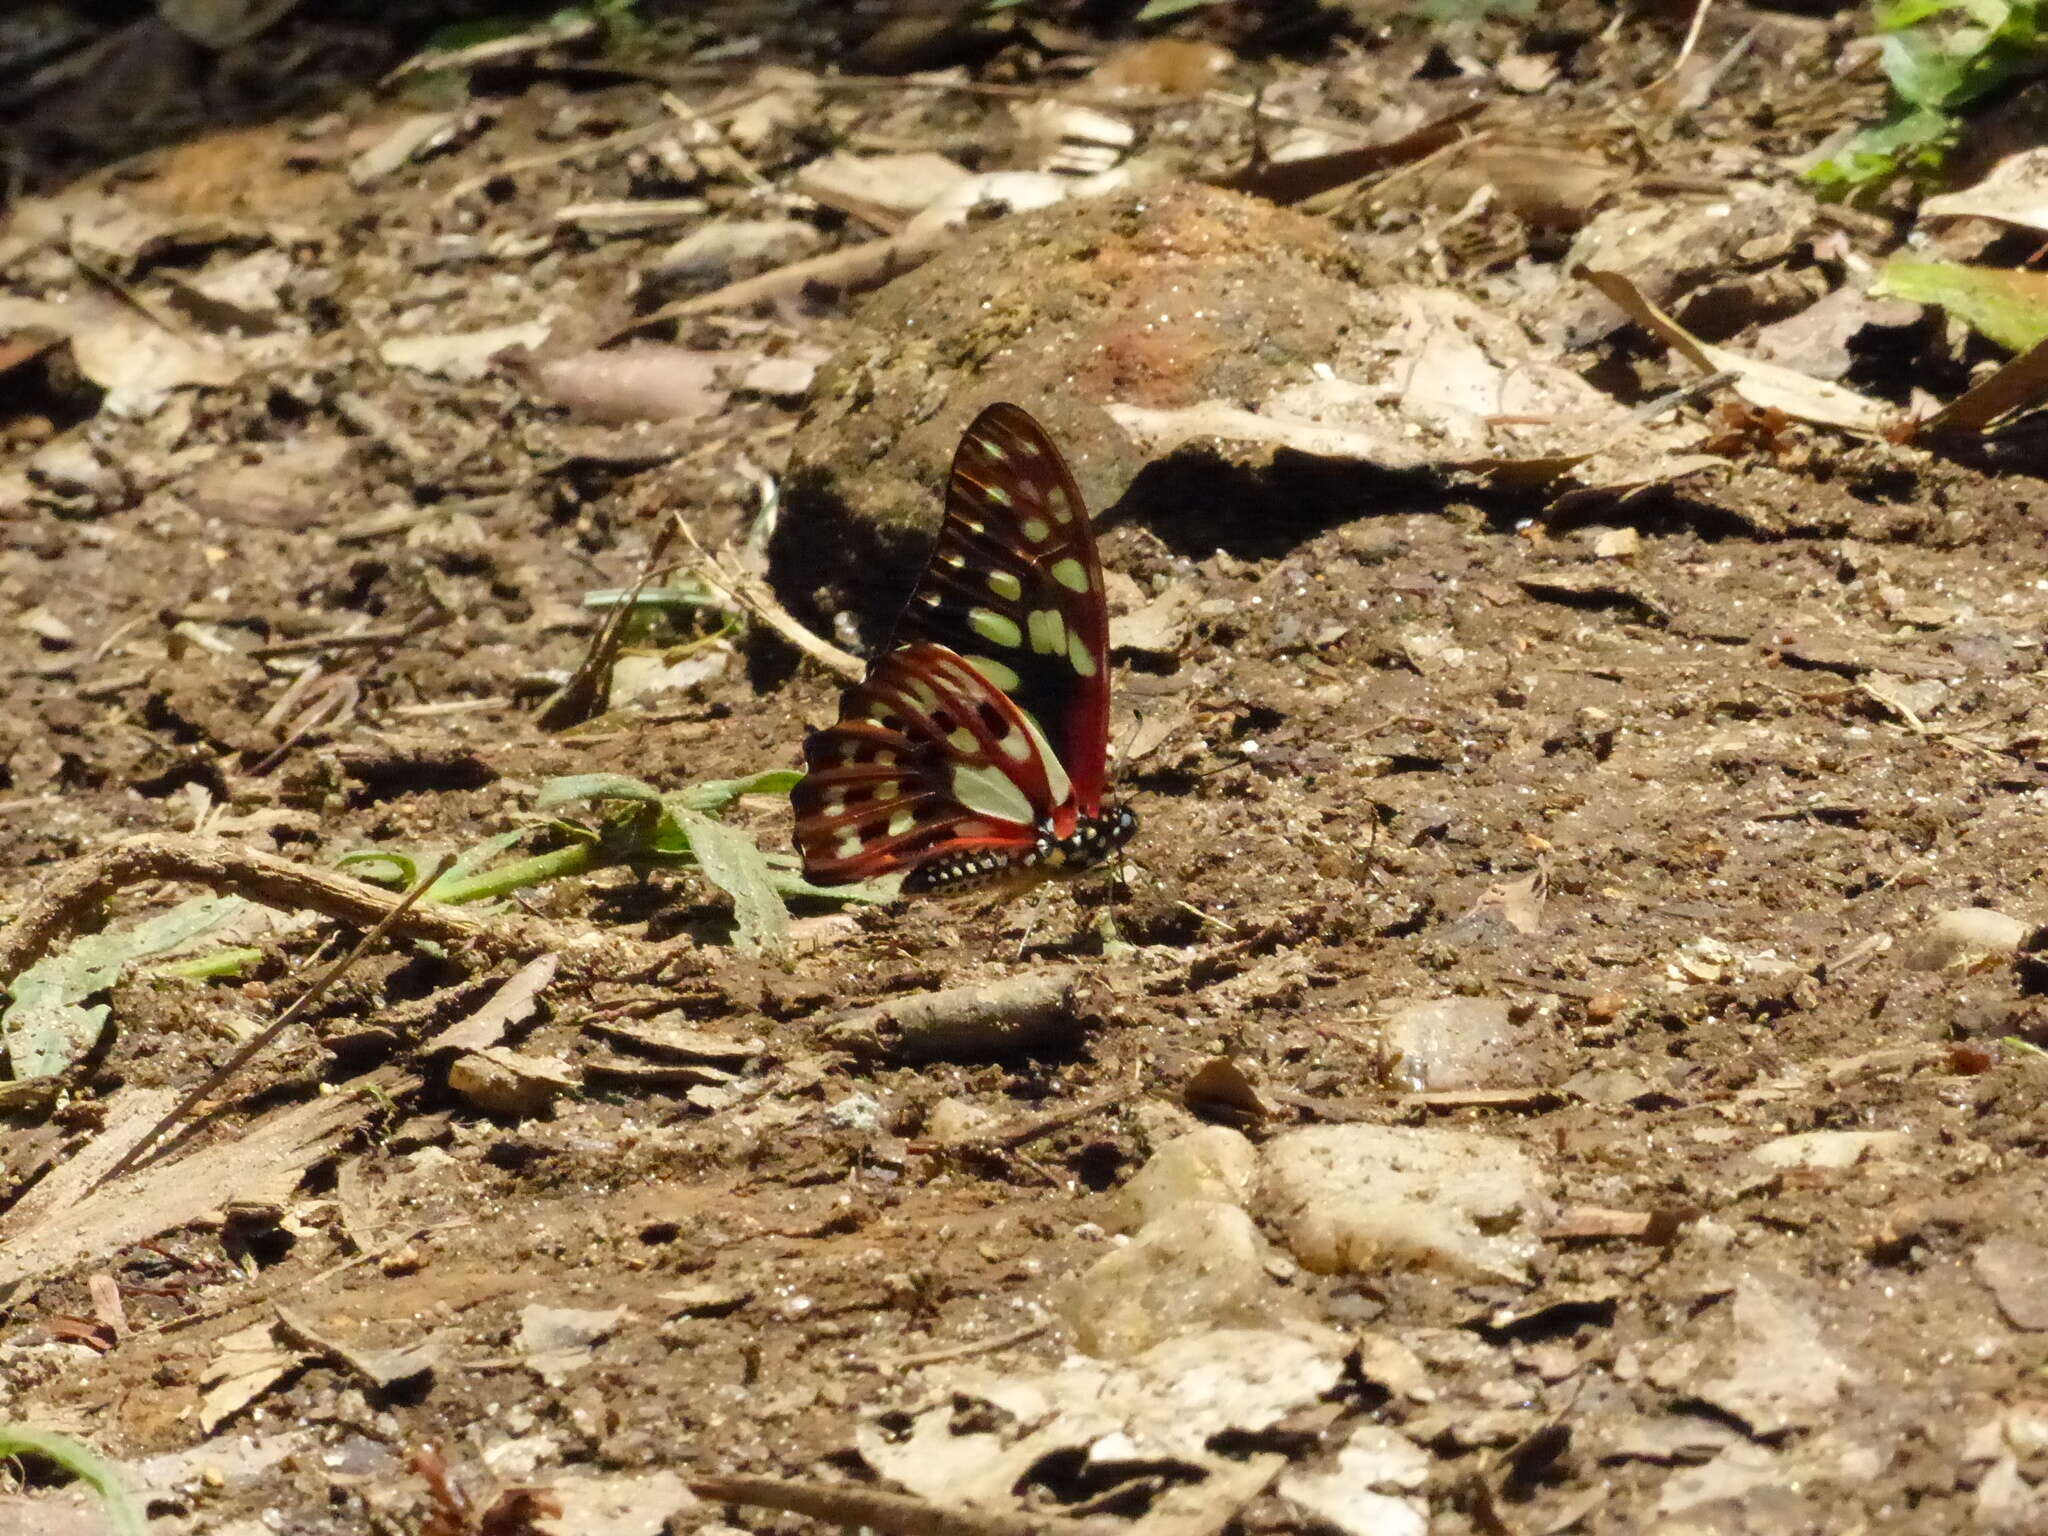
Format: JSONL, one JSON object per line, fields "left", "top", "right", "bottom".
{"left": 8, "top": 4, "right": 2048, "bottom": 1534}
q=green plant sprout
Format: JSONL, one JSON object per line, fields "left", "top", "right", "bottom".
{"left": 0, "top": 1425, "right": 148, "bottom": 1536}
{"left": 341, "top": 769, "right": 898, "bottom": 955}
{"left": 1810, "top": 1, "right": 2048, "bottom": 195}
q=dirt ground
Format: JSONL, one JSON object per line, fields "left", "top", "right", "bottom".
{"left": 7, "top": 3, "right": 2048, "bottom": 1534}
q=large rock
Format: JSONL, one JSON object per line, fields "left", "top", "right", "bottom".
{"left": 1109, "top": 1126, "right": 1260, "bottom": 1232}
{"left": 772, "top": 181, "right": 1373, "bottom": 633}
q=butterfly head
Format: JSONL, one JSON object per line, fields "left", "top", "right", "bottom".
{"left": 1033, "top": 801, "right": 1139, "bottom": 873}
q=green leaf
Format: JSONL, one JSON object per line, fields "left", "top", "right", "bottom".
{"left": 1805, "top": 106, "right": 1952, "bottom": 191}
{"left": 1877, "top": 0, "right": 1970, "bottom": 28}
{"left": 337, "top": 850, "right": 418, "bottom": 887}
{"left": 1875, "top": 258, "right": 2048, "bottom": 350}
{"left": 535, "top": 772, "right": 666, "bottom": 811}
{"left": 1883, "top": 27, "right": 1974, "bottom": 107}
{"left": 2, "top": 896, "right": 245, "bottom": 1078}
{"left": 1816, "top": 0, "right": 2048, "bottom": 192}
{"left": 0, "top": 1425, "right": 148, "bottom": 1536}
{"left": 1878, "top": 0, "right": 2047, "bottom": 109}
{"left": 154, "top": 946, "right": 264, "bottom": 981}
{"left": 433, "top": 830, "right": 529, "bottom": 889}
{"left": 582, "top": 579, "right": 727, "bottom": 612}
{"left": 676, "top": 811, "right": 790, "bottom": 952}
{"left": 1414, "top": 0, "right": 1535, "bottom": 18}
{"left": 675, "top": 768, "right": 803, "bottom": 815}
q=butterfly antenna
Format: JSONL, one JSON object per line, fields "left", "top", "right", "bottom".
{"left": 1111, "top": 704, "right": 1146, "bottom": 774}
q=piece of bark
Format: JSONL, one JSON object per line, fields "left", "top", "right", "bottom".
{"left": 821, "top": 968, "right": 1112, "bottom": 1060}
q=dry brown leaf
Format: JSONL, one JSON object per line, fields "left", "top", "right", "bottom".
{"left": 382, "top": 322, "right": 553, "bottom": 382}
{"left": 1575, "top": 265, "right": 1895, "bottom": 435}
{"left": 1423, "top": 143, "right": 1624, "bottom": 230}
{"left": 348, "top": 110, "right": 466, "bottom": 187}
{"left": 1213, "top": 105, "right": 1481, "bottom": 206}
{"left": 0, "top": 1068, "right": 415, "bottom": 1302}
{"left": 1922, "top": 148, "right": 2048, "bottom": 234}
{"left": 0, "top": 292, "right": 241, "bottom": 414}
{"left": 1012, "top": 101, "right": 1133, "bottom": 177}
{"left": 1089, "top": 38, "right": 1233, "bottom": 94}
{"left": 1107, "top": 400, "right": 1412, "bottom": 464}
{"left": 199, "top": 1320, "right": 305, "bottom": 1433}
{"left": 794, "top": 151, "right": 971, "bottom": 223}
{"left": 1914, "top": 331, "right": 2048, "bottom": 436}
{"left": 506, "top": 344, "right": 726, "bottom": 423}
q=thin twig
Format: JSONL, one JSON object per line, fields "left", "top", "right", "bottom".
{"left": 661, "top": 89, "right": 776, "bottom": 193}
{"left": 140, "top": 1220, "right": 472, "bottom": 1337}
{"left": 0, "top": 834, "right": 499, "bottom": 984}
{"left": 606, "top": 225, "right": 951, "bottom": 339}
{"left": 1655, "top": 0, "right": 1717, "bottom": 90}
{"left": 248, "top": 621, "right": 436, "bottom": 661}
{"left": 66, "top": 246, "right": 224, "bottom": 353}
{"left": 94, "top": 855, "right": 456, "bottom": 1188}
{"left": 681, "top": 522, "right": 867, "bottom": 683}
{"left": 886, "top": 1320, "right": 1051, "bottom": 1370}
{"left": 990, "top": 1090, "right": 1133, "bottom": 1151}
{"left": 449, "top": 120, "right": 674, "bottom": 200}
{"left": 689, "top": 1473, "right": 1119, "bottom": 1536}
{"left": 538, "top": 520, "right": 680, "bottom": 730}
{"left": 1629, "top": 367, "right": 1739, "bottom": 423}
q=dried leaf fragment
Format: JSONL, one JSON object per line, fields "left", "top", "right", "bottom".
{"left": 1575, "top": 266, "right": 1894, "bottom": 435}
{"left": 507, "top": 344, "right": 726, "bottom": 424}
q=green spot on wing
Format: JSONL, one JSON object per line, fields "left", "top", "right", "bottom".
{"left": 950, "top": 761, "right": 1035, "bottom": 824}
{"left": 970, "top": 607, "right": 1023, "bottom": 648}
{"left": 964, "top": 654, "right": 1022, "bottom": 691}
{"left": 1029, "top": 608, "right": 1066, "bottom": 655}
{"left": 1069, "top": 631, "right": 1098, "bottom": 677}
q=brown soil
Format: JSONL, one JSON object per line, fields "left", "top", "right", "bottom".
{"left": 6, "top": 5, "right": 2048, "bottom": 1535}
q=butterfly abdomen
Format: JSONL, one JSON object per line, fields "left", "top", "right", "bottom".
{"left": 898, "top": 804, "right": 1139, "bottom": 895}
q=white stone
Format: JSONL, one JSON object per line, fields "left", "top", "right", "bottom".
{"left": 1260, "top": 1125, "right": 1550, "bottom": 1282}
{"left": 1111, "top": 1126, "right": 1259, "bottom": 1232}
{"left": 1748, "top": 1130, "right": 1907, "bottom": 1170}
{"left": 1059, "top": 1202, "right": 1284, "bottom": 1360}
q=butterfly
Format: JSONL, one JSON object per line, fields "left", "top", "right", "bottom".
{"left": 792, "top": 403, "right": 1137, "bottom": 895}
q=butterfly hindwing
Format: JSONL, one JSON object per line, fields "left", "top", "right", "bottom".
{"left": 890, "top": 404, "right": 1111, "bottom": 812}
{"left": 792, "top": 642, "right": 1074, "bottom": 886}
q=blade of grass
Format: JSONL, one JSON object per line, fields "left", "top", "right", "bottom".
{"left": 0, "top": 1424, "right": 148, "bottom": 1536}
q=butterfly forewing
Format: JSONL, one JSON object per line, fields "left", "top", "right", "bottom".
{"left": 793, "top": 641, "right": 1070, "bottom": 885}
{"left": 890, "top": 404, "right": 1111, "bottom": 812}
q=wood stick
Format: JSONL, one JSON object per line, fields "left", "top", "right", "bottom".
{"left": 821, "top": 968, "right": 1110, "bottom": 1060}
{"left": 0, "top": 832, "right": 689, "bottom": 993}
{"left": 95, "top": 855, "right": 453, "bottom": 1187}
{"left": 683, "top": 527, "right": 867, "bottom": 684}
{"left": 689, "top": 1474, "right": 1119, "bottom": 1536}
